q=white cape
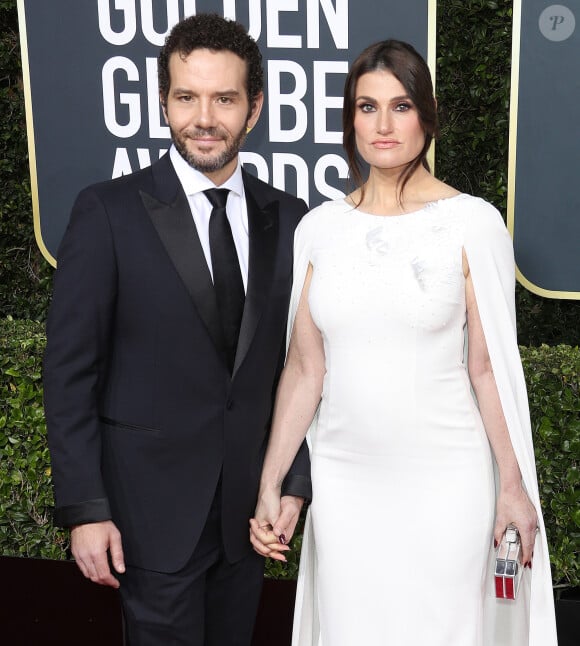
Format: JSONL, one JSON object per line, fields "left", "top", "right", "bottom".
{"left": 287, "top": 197, "right": 558, "bottom": 646}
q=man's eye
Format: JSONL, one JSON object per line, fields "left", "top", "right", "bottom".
{"left": 218, "top": 96, "right": 233, "bottom": 104}
{"left": 178, "top": 95, "right": 192, "bottom": 102}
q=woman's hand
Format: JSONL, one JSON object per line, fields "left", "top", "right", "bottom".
{"left": 494, "top": 483, "right": 538, "bottom": 567}
{"left": 250, "top": 486, "right": 289, "bottom": 561}
{"left": 250, "top": 487, "right": 304, "bottom": 561}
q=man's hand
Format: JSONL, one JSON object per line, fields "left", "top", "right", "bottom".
{"left": 71, "top": 520, "right": 125, "bottom": 588}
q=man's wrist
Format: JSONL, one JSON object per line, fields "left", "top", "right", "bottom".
{"left": 281, "top": 474, "right": 312, "bottom": 503}
{"left": 54, "top": 497, "right": 112, "bottom": 528}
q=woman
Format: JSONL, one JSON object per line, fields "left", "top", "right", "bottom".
{"left": 250, "top": 40, "right": 557, "bottom": 645}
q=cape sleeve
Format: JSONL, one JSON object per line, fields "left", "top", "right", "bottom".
{"left": 286, "top": 212, "right": 315, "bottom": 350}
{"left": 463, "top": 200, "right": 557, "bottom": 646}
{"left": 285, "top": 209, "right": 324, "bottom": 451}
{"left": 285, "top": 210, "right": 322, "bottom": 646}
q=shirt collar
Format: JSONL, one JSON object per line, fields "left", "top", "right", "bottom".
{"left": 169, "top": 144, "right": 244, "bottom": 198}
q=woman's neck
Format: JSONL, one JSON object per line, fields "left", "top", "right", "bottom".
{"left": 348, "top": 166, "right": 458, "bottom": 216}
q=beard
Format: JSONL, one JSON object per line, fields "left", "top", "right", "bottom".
{"left": 171, "top": 124, "right": 247, "bottom": 173}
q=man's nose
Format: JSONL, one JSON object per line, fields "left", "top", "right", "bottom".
{"left": 194, "top": 99, "right": 216, "bottom": 129}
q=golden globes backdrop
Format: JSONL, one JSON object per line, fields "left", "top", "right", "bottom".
{"left": 508, "top": 1, "right": 579, "bottom": 298}
{"left": 18, "top": 0, "right": 435, "bottom": 266}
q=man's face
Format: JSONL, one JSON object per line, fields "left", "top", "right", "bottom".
{"left": 162, "top": 48, "right": 263, "bottom": 185}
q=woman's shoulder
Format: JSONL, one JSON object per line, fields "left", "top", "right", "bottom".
{"left": 455, "top": 194, "right": 505, "bottom": 232}
{"left": 418, "top": 177, "right": 497, "bottom": 219}
{"left": 449, "top": 194, "right": 513, "bottom": 256}
{"left": 307, "top": 197, "right": 352, "bottom": 218}
{"left": 296, "top": 198, "right": 351, "bottom": 232}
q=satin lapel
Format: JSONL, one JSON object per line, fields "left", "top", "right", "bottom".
{"left": 233, "top": 186, "right": 279, "bottom": 376}
{"left": 140, "top": 186, "right": 227, "bottom": 363}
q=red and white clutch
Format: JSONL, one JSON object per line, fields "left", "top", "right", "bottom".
{"left": 494, "top": 524, "right": 522, "bottom": 600}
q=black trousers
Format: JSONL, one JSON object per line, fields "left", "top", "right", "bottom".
{"left": 118, "top": 483, "right": 264, "bottom": 646}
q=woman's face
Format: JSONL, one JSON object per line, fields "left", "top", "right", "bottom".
{"left": 353, "top": 69, "right": 425, "bottom": 173}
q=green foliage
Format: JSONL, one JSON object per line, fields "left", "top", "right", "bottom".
{"left": 436, "top": 0, "right": 513, "bottom": 210}
{"left": 0, "top": 327, "right": 578, "bottom": 587}
{"left": 521, "top": 345, "right": 580, "bottom": 589}
{"left": 0, "top": 318, "right": 68, "bottom": 558}
{"left": 515, "top": 288, "right": 580, "bottom": 347}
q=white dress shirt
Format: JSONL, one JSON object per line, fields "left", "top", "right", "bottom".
{"left": 169, "top": 145, "right": 249, "bottom": 292}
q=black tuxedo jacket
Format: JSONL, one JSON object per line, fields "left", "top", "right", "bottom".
{"left": 43, "top": 154, "right": 311, "bottom": 573}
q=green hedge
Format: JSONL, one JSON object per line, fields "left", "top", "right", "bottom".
{"left": 1, "top": 319, "right": 578, "bottom": 586}
{"left": 522, "top": 345, "right": 580, "bottom": 589}
{"left": 1, "top": 0, "right": 580, "bottom": 341}
{"left": 0, "top": 318, "right": 68, "bottom": 558}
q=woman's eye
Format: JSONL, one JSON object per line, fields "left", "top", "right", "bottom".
{"left": 394, "top": 102, "right": 412, "bottom": 112}
{"left": 358, "top": 103, "right": 375, "bottom": 113}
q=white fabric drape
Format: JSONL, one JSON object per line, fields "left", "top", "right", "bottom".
{"left": 287, "top": 197, "right": 558, "bottom": 646}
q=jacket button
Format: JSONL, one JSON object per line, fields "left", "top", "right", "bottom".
{"left": 226, "top": 400, "right": 234, "bottom": 410}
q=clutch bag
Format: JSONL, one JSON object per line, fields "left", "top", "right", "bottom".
{"left": 494, "top": 524, "right": 521, "bottom": 600}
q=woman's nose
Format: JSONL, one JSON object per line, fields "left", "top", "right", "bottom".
{"left": 376, "top": 109, "right": 393, "bottom": 134}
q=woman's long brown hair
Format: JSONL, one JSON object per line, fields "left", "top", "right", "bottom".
{"left": 343, "top": 40, "right": 439, "bottom": 207}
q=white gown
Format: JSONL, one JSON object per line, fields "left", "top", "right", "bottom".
{"left": 288, "top": 195, "right": 558, "bottom": 646}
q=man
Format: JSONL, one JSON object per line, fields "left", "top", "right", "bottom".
{"left": 44, "top": 14, "right": 310, "bottom": 646}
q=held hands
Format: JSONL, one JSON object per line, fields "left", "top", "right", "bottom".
{"left": 250, "top": 488, "right": 304, "bottom": 561}
{"left": 494, "top": 483, "right": 538, "bottom": 567}
{"left": 71, "top": 520, "right": 125, "bottom": 588}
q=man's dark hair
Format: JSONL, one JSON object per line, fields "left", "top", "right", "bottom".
{"left": 158, "top": 13, "right": 263, "bottom": 107}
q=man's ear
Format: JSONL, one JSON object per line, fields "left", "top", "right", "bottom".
{"left": 247, "top": 91, "right": 264, "bottom": 130}
{"left": 160, "top": 93, "right": 169, "bottom": 125}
